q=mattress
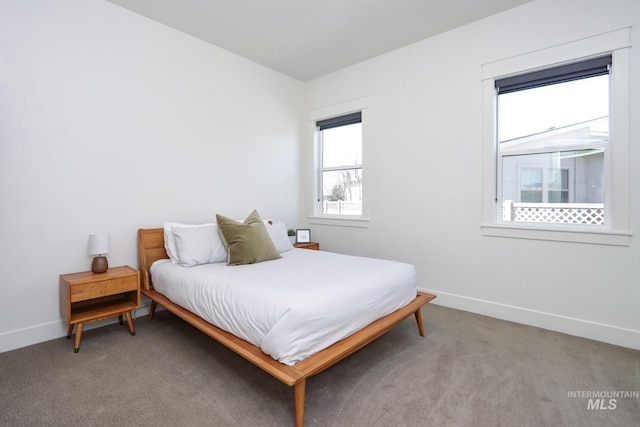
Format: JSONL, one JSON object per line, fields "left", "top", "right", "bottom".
{"left": 150, "top": 248, "right": 416, "bottom": 365}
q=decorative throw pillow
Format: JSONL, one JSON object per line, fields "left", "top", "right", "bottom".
{"left": 265, "top": 221, "right": 294, "bottom": 253}
{"left": 173, "top": 224, "right": 227, "bottom": 267}
{"left": 216, "top": 210, "right": 282, "bottom": 265}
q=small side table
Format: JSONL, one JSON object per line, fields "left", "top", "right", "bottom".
{"left": 294, "top": 242, "right": 320, "bottom": 250}
{"left": 60, "top": 265, "right": 140, "bottom": 352}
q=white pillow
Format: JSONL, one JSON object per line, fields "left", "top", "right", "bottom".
{"left": 265, "top": 221, "right": 294, "bottom": 253}
{"left": 162, "top": 222, "right": 215, "bottom": 264}
{"left": 173, "top": 224, "right": 227, "bottom": 267}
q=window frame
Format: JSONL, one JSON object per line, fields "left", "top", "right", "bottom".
{"left": 308, "top": 97, "right": 369, "bottom": 227}
{"left": 496, "top": 56, "right": 610, "bottom": 227}
{"left": 481, "top": 28, "right": 631, "bottom": 246}
{"left": 317, "top": 112, "right": 363, "bottom": 216}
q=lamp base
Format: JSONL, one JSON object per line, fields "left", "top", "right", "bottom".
{"left": 91, "top": 256, "right": 108, "bottom": 273}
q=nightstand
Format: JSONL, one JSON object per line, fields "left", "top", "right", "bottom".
{"left": 60, "top": 265, "right": 140, "bottom": 352}
{"left": 294, "top": 242, "right": 320, "bottom": 250}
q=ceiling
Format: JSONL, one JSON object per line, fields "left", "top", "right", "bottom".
{"left": 106, "top": 0, "right": 533, "bottom": 81}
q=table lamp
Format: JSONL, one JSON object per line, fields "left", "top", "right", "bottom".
{"left": 89, "top": 233, "right": 111, "bottom": 273}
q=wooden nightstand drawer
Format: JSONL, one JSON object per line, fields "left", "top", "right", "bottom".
{"left": 70, "top": 275, "right": 138, "bottom": 302}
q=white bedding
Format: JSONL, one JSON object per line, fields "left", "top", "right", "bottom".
{"left": 151, "top": 248, "right": 416, "bottom": 365}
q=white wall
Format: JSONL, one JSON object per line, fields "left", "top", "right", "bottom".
{"left": 2, "top": 0, "right": 637, "bottom": 354}
{"left": 304, "top": 0, "right": 640, "bottom": 349}
{"left": 0, "top": 0, "right": 304, "bottom": 351}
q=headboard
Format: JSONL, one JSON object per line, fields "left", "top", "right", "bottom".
{"left": 137, "top": 221, "right": 275, "bottom": 290}
{"left": 137, "top": 228, "right": 169, "bottom": 291}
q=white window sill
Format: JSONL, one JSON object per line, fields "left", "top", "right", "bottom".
{"left": 481, "top": 224, "right": 630, "bottom": 246}
{"left": 309, "top": 216, "right": 370, "bottom": 228}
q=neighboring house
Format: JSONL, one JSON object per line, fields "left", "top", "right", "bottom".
{"left": 501, "top": 120, "right": 606, "bottom": 204}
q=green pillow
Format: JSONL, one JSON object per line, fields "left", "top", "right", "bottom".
{"left": 216, "top": 210, "right": 282, "bottom": 266}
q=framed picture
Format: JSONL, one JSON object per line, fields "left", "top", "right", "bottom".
{"left": 296, "top": 229, "right": 311, "bottom": 243}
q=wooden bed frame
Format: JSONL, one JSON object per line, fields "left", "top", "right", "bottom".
{"left": 137, "top": 227, "right": 436, "bottom": 427}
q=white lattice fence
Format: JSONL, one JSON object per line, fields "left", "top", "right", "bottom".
{"left": 502, "top": 201, "right": 604, "bottom": 225}
{"left": 323, "top": 200, "right": 362, "bottom": 215}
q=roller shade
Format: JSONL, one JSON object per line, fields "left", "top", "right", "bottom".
{"left": 496, "top": 55, "right": 611, "bottom": 95}
{"left": 316, "top": 112, "right": 361, "bottom": 130}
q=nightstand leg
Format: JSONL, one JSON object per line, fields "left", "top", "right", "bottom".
{"left": 118, "top": 314, "right": 123, "bottom": 325}
{"left": 74, "top": 323, "right": 84, "bottom": 353}
{"left": 124, "top": 311, "right": 135, "bottom": 336}
{"left": 66, "top": 324, "right": 74, "bottom": 339}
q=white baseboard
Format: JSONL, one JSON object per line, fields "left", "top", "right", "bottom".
{"left": 0, "top": 302, "right": 155, "bottom": 354}
{"left": 420, "top": 287, "right": 640, "bottom": 351}
{"left": 3, "top": 293, "right": 637, "bottom": 353}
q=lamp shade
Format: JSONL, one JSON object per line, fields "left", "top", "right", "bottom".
{"left": 88, "top": 233, "right": 111, "bottom": 255}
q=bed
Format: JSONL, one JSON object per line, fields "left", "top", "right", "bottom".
{"left": 137, "top": 226, "right": 436, "bottom": 427}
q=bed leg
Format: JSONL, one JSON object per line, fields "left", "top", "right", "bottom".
{"left": 294, "top": 379, "right": 306, "bottom": 427}
{"left": 148, "top": 301, "right": 157, "bottom": 320}
{"left": 414, "top": 308, "right": 425, "bottom": 337}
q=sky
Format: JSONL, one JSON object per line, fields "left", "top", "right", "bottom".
{"left": 498, "top": 75, "right": 609, "bottom": 143}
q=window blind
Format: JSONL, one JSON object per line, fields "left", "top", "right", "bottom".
{"left": 316, "top": 112, "right": 361, "bottom": 130}
{"left": 496, "top": 55, "right": 611, "bottom": 95}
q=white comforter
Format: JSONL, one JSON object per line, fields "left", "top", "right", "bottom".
{"left": 151, "top": 248, "right": 416, "bottom": 366}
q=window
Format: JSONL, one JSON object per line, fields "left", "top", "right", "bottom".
{"left": 520, "top": 167, "right": 543, "bottom": 202}
{"left": 519, "top": 167, "right": 570, "bottom": 202}
{"left": 481, "top": 28, "right": 630, "bottom": 245}
{"left": 497, "top": 56, "right": 610, "bottom": 226}
{"left": 518, "top": 165, "right": 573, "bottom": 203}
{"left": 547, "top": 168, "right": 569, "bottom": 203}
{"left": 317, "top": 112, "right": 363, "bottom": 216}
